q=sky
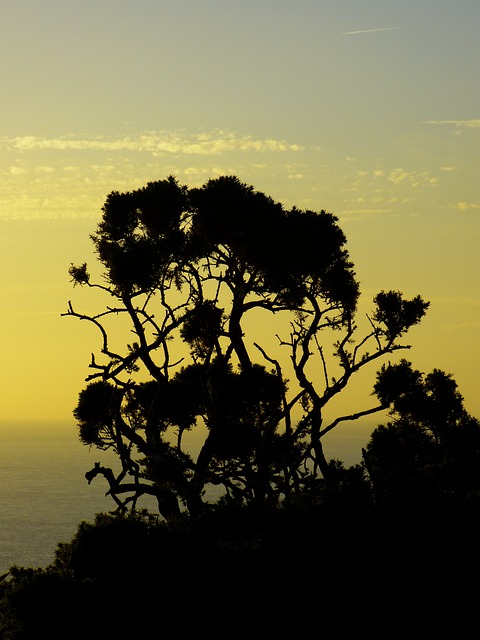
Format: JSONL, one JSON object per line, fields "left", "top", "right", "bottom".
{"left": 0, "top": 0, "right": 479, "bottom": 446}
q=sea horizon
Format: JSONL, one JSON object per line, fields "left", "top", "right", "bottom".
{"left": 0, "top": 418, "right": 375, "bottom": 574}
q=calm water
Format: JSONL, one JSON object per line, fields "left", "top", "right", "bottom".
{"left": 0, "top": 422, "right": 371, "bottom": 574}
{"left": 0, "top": 429, "right": 123, "bottom": 574}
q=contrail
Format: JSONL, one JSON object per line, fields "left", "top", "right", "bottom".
{"left": 341, "top": 26, "right": 409, "bottom": 35}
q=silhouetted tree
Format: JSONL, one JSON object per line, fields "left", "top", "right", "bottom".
{"left": 364, "top": 361, "right": 480, "bottom": 505}
{"left": 64, "top": 176, "right": 428, "bottom": 519}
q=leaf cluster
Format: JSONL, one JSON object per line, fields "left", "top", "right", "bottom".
{"left": 367, "top": 363, "right": 480, "bottom": 504}
{"left": 373, "top": 290, "right": 429, "bottom": 342}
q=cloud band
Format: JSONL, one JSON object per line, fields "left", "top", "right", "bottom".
{"left": 2, "top": 130, "right": 304, "bottom": 156}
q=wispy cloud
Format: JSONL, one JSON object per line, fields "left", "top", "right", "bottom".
{"left": 0, "top": 129, "right": 308, "bottom": 220}
{"left": 341, "top": 26, "right": 410, "bottom": 36}
{"left": 2, "top": 130, "right": 304, "bottom": 156}
{"left": 423, "top": 119, "right": 480, "bottom": 130}
{"left": 455, "top": 202, "right": 480, "bottom": 211}
{"left": 387, "top": 167, "right": 439, "bottom": 187}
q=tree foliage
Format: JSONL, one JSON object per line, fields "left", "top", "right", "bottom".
{"left": 365, "top": 362, "right": 480, "bottom": 504}
{"left": 64, "top": 175, "right": 429, "bottom": 519}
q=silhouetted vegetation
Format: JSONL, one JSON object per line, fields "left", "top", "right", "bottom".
{"left": 364, "top": 362, "right": 480, "bottom": 505}
{"left": 4, "top": 177, "right": 480, "bottom": 637}
{"left": 63, "top": 176, "right": 428, "bottom": 519}
{"left": 2, "top": 499, "right": 480, "bottom": 638}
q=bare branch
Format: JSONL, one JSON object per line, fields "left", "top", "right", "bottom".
{"left": 320, "top": 403, "right": 388, "bottom": 438}
{"left": 314, "top": 336, "right": 330, "bottom": 393}
{"left": 62, "top": 301, "right": 124, "bottom": 367}
{"left": 84, "top": 462, "right": 161, "bottom": 514}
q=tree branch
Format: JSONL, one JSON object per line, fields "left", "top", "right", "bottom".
{"left": 320, "top": 404, "right": 388, "bottom": 438}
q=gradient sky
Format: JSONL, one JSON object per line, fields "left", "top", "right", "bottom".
{"left": 0, "top": 0, "right": 479, "bottom": 431}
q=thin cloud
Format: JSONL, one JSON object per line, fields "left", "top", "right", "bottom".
{"left": 423, "top": 119, "right": 480, "bottom": 129}
{"left": 9, "top": 166, "right": 26, "bottom": 175}
{"left": 455, "top": 202, "right": 480, "bottom": 211}
{"left": 388, "top": 168, "right": 410, "bottom": 184}
{"left": 341, "top": 26, "right": 410, "bottom": 35}
{"left": 388, "top": 167, "right": 438, "bottom": 187}
{"left": 3, "top": 130, "right": 304, "bottom": 156}
{"left": 35, "top": 166, "right": 56, "bottom": 173}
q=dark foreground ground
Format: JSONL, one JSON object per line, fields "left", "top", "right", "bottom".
{"left": 1, "top": 504, "right": 478, "bottom": 639}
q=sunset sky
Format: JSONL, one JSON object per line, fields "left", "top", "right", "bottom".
{"left": 0, "top": 0, "right": 479, "bottom": 434}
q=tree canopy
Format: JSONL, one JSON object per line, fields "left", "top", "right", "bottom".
{"left": 65, "top": 175, "right": 429, "bottom": 519}
{"left": 364, "top": 362, "right": 480, "bottom": 504}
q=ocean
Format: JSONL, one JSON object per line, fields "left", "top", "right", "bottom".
{"left": 0, "top": 421, "right": 372, "bottom": 575}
